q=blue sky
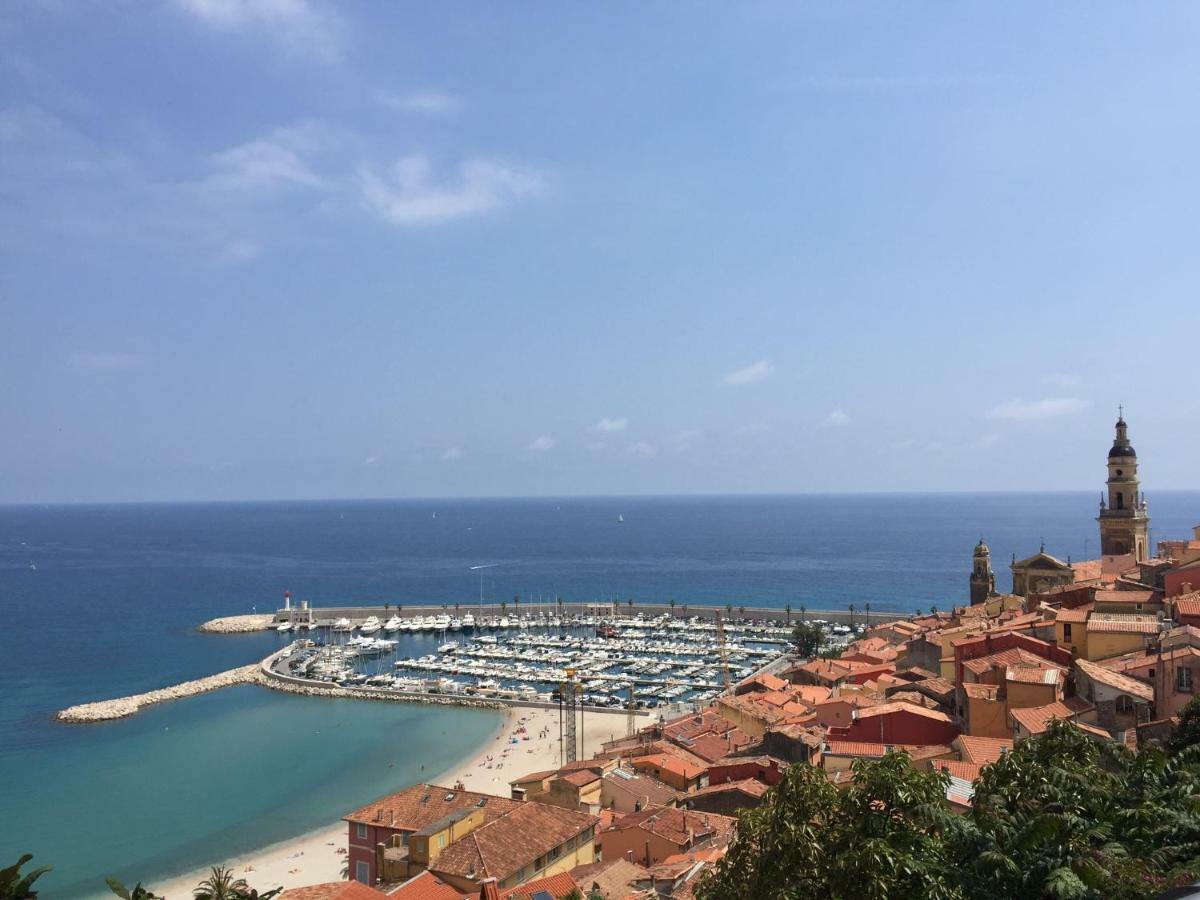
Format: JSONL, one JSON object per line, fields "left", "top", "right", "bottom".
{"left": 2, "top": 2, "right": 1198, "bottom": 503}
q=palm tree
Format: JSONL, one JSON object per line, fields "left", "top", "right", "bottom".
{"left": 513, "top": 595, "right": 521, "bottom": 613}
{"left": 669, "top": 598, "right": 677, "bottom": 617}
{"left": 864, "top": 602, "right": 871, "bottom": 625}
{"left": 501, "top": 601, "right": 508, "bottom": 614}
{"left": 1, "top": 855, "right": 49, "bottom": 899}
{"left": 107, "top": 879, "right": 162, "bottom": 900}
{"left": 725, "top": 603, "right": 733, "bottom": 616}
{"left": 739, "top": 605, "right": 746, "bottom": 618}
{"left": 785, "top": 603, "right": 792, "bottom": 624}
{"left": 848, "top": 603, "right": 856, "bottom": 629}
{"left": 800, "top": 604, "right": 806, "bottom": 623}
{"left": 384, "top": 602, "right": 390, "bottom": 616}
{"left": 929, "top": 604, "right": 938, "bottom": 616}
{"left": 191, "top": 867, "right": 246, "bottom": 900}
{"left": 628, "top": 598, "right": 634, "bottom": 611}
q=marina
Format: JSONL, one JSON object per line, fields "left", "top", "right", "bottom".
{"left": 267, "top": 612, "right": 840, "bottom": 710}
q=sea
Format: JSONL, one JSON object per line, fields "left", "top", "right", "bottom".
{"left": 2, "top": 492, "right": 1197, "bottom": 897}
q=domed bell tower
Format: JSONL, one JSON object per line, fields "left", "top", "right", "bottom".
{"left": 1097, "top": 409, "right": 1150, "bottom": 560}
{"left": 970, "top": 539, "right": 996, "bottom": 605}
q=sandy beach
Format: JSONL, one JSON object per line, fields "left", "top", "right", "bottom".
{"left": 151, "top": 705, "right": 639, "bottom": 898}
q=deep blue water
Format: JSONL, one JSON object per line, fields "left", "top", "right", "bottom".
{"left": 1, "top": 493, "right": 1197, "bottom": 896}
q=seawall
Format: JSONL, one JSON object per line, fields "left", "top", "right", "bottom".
{"left": 57, "top": 664, "right": 262, "bottom": 723}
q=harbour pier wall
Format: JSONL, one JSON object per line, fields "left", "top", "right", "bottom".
{"left": 261, "top": 602, "right": 899, "bottom": 628}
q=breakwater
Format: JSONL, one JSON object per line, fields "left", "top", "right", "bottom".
{"left": 199, "top": 613, "right": 275, "bottom": 633}
{"left": 59, "top": 650, "right": 525, "bottom": 723}
{"left": 57, "top": 664, "right": 262, "bottom": 722}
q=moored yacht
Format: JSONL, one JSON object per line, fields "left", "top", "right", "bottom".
{"left": 332, "top": 617, "right": 353, "bottom": 632}
{"left": 359, "top": 616, "right": 382, "bottom": 634}
{"left": 383, "top": 615, "right": 403, "bottom": 632}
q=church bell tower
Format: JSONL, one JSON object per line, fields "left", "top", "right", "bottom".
{"left": 1097, "top": 409, "right": 1150, "bottom": 560}
{"left": 970, "top": 539, "right": 996, "bottom": 605}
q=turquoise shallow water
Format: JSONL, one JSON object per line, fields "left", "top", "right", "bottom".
{"left": 2, "top": 494, "right": 1198, "bottom": 896}
{"left": 11, "top": 686, "right": 501, "bottom": 899}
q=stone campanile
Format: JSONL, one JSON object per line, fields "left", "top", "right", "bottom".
{"left": 1097, "top": 410, "right": 1150, "bottom": 560}
{"left": 970, "top": 539, "right": 996, "bottom": 605}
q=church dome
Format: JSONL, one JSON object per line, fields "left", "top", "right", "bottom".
{"left": 974, "top": 539, "right": 990, "bottom": 556}
{"left": 1109, "top": 444, "right": 1136, "bottom": 458}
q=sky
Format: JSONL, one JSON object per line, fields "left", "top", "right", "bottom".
{"left": 1, "top": 2, "right": 1198, "bottom": 503}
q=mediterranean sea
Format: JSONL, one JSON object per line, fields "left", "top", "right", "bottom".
{"left": 2, "top": 493, "right": 1197, "bottom": 896}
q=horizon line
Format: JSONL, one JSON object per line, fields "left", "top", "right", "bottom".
{"left": 3, "top": 486, "right": 1199, "bottom": 509}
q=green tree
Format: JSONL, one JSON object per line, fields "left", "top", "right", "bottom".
{"left": 848, "top": 603, "right": 856, "bottom": 629}
{"left": 785, "top": 603, "right": 792, "bottom": 624}
{"left": 725, "top": 603, "right": 733, "bottom": 616}
{"left": 791, "top": 621, "right": 824, "bottom": 658}
{"left": 190, "top": 867, "right": 281, "bottom": 900}
{"left": 800, "top": 604, "right": 806, "bottom": 623}
{"left": 1168, "top": 695, "right": 1200, "bottom": 755}
{"left": 669, "top": 598, "right": 677, "bottom": 616}
{"left": 107, "top": 879, "right": 163, "bottom": 900}
{"left": 0, "top": 856, "right": 49, "bottom": 900}
{"left": 699, "top": 753, "right": 962, "bottom": 900}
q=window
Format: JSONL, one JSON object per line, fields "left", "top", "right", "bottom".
{"left": 1116, "top": 492, "right": 1124, "bottom": 510}
{"left": 1115, "top": 695, "right": 1133, "bottom": 715}
{"left": 1063, "top": 624, "right": 1072, "bottom": 640}
{"left": 355, "top": 861, "right": 370, "bottom": 885}
{"left": 1179, "top": 668, "right": 1194, "bottom": 693}
{"left": 401, "top": 832, "right": 410, "bottom": 846}
{"left": 437, "top": 833, "right": 446, "bottom": 849}
{"left": 356, "top": 823, "right": 368, "bottom": 840}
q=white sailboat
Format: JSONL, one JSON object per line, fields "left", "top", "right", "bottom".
{"left": 618, "top": 513, "right": 624, "bottom": 523}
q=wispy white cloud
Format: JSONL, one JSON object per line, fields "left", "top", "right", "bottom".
{"left": 625, "top": 441, "right": 658, "bottom": 459}
{"left": 821, "top": 409, "right": 851, "bottom": 428}
{"left": 69, "top": 352, "right": 146, "bottom": 371}
{"left": 359, "top": 156, "right": 544, "bottom": 226}
{"left": 722, "top": 359, "right": 773, "bottom": 386}
{"left": 169, "top": 0, "right": 344, "bottom": 62}
{"left": 441, "top": 446, "right": 464, "bottom": 461}
{"left": 363, "top": 455, "right": 380, "bottom": 466}
{"left": 592, "top": 417, "right": 628, "bottom": 433}
{"left": 527, "top": 434, "right": 556, "bottom": 453}
{"left": 378, "top": 89, "right": 460, "bottom": 115}
{"left": 986, "top": 397, "right": 1089, "bottom": 421}
{"left": 206, "top": 137, "right": 326, "bottom": 191}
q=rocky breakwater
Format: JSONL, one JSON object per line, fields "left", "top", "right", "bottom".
{"left": 57, "top": 664, "right": 263, "bottom": 723}
{"left": 198, "top": 614, "right": 275, "bottom": 633}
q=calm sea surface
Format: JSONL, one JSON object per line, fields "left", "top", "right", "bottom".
{"left": 2, "top": 493, "right": 1197, "bottom": 896}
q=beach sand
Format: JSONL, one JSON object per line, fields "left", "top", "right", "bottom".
{"left": 152, "top": 705, "right": 639, "bottom": 898}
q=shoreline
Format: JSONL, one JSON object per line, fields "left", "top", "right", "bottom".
{"left": 149, "top": 705, "right": 631, "bottom": 898}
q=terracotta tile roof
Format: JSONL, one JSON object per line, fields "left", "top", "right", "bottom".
{"left": 1074, "top": 658, "right": 1153, "bottom": 701}
{"left": 602, "top": 768, "right": 683, "bottom": 807}
{"left": 854, "top": 701, "right": 952, "bottom": 723}
{"left": 606, "top": 805, "right": 736, "bottom": 848}
{"left": 824, "top": 741, "right": 897, "bottom": 758}
{"left": 1055, "top": 605, "right": 1093, "bottom": 624}
{"left": 963, "top": 683, "right": 1000, "bottom": 700}
{"left": 742, "top": 673, "right": 788, "bottom": 693}
{"left": 906, "top": 744, "right": 954, "bottom": 761}
{"left": 561, "top": 768, "right": 602, "bottom": 787}
{"left": 343, "top": 784, "right": 520, "bottom": 830}
{"left": 814, "top": 693, "right": 877, "bottom": 710}
{"left": 570, "top": 857, "right": 651, "bottom": 899}
{"left": 630, "top": 753, "right": 705, "bottom": 781}
{"left": 688, "top": 778, "right": 769, "bottom": 800}
{"left": 682, "top": 733, "right": 749, "bottom": 764}
{"left": 932, "top": 759, "right": 984, "bottom": 782}
{"left": 502, "top": 872, "right": 580, "bottom": 900}
{"left": 1175, "top": 598, "right": 1200, "bottom": 618}
{"left": 1095, "top": 589, "right": 1156, "bottom": 605}
{"left": 279, "top": 884, "right": 388, "bottom": 900}
{"left": 430, "top": 803, "right": 597, "bottom": 884}
{"left": 1010, "top": 701, "right": 1093, "bottom": 736}
{"left": 955, "top": 735, "right": 1013, "bottom": 765}
{"left": 1006, "top": 665, "right": 1064, "bottom": 686}
{"left": 510, "top": 770, "right": 556, "bottom": 786}
{"left": 963, "top": 647, "right": 1057, "bottom": 676}
{"left": 1086, "top": 613, "right": 1161, "bottom": 635}
{"left": 388, "top": 872, "right": 466, "bottom": 900}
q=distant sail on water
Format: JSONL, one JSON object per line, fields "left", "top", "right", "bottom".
{"left": 618, "top": 513, "right": 624, "bottom": 523}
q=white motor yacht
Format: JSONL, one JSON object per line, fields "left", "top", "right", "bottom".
{"left": 332, "top": 617, "right": 353, "bottom": 632}
{"left": 359, "top": 616, "right": 382, "bottom": 634}
{"left": 276, "top": 621, "right": 292, "bottom": 632}
{"left": 461, "top": 613, "right": 476, "bottom": 631}
{"left": 434, "top": 614, "right": 451, "bottom": 631}
{"left": 449, "top": 617, "right": 462, "bottom": 631}
{"left": 383, "top": 616, "right": 403, "bottom": 632}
